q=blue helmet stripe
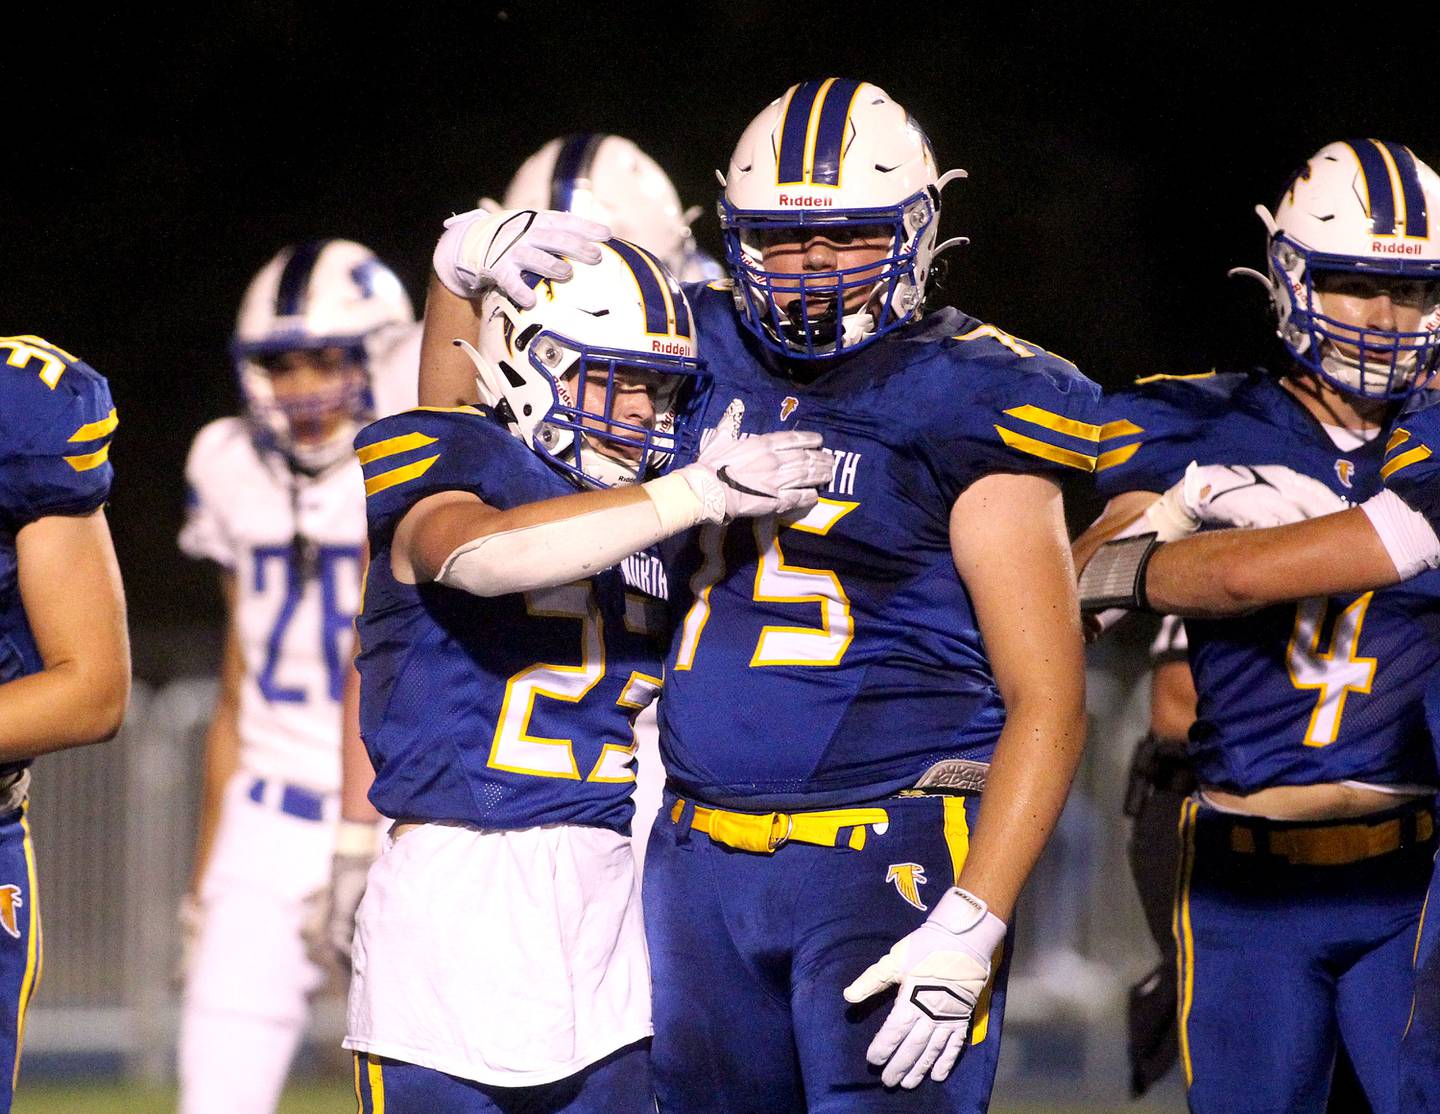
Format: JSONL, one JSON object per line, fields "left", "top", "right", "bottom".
{"left": 1381, "top": 141, "right": 1428, "bottom": 239}
{"left": 810, "top": 78, "right": 862, "bottom": 186}
{"left": 1345, "top": 139, "right": 1397, "bottom": 236}
{"left": 550, "top": 133, "right": 602, "bottom": 212}
{"left": 627, "top": 241, "right": 692, "bottom": 338}
{"left": 777, "top": 81, "right": 823, "bottom": 185}
{"left": 606, "top": 239, "right": 672, "bottom": 335}
{"left": 275, "top": 240, "right": 326, "bottom": 318}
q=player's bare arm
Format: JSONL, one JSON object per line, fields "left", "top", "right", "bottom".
{"left": 420, "top": 207, "right": 613, "bottom": 408}
{"left": 390, "top": 431, "right": 832, "bottom": 592}
{"left": 948, "top": 473, "right": 1088, "bottom": 920}
{"left": 188, "top": 572, "right": 245, "bottom": 897}
{"left": 0, "top": 509, "right": 129, "bottom": 759}
{"left": 1142, "top": 507, "right": 1397, "bottom": 616}
{"left": 417, "top": 277, "right": 484, "bottom": 407}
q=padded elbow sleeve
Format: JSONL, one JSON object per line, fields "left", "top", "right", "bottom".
{"left": 1360, "top": 490, "right": 1440, "bottom": 581}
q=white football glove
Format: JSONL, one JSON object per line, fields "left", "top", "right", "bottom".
{"left": 843, "top": 887, "right": 1006, "bottom": 1089}
{"left": 174, "top": 893, "right": 205, "bottom": 988}
{"left": 674, "top": 414, "right": 832, "bottom": 524}
{"left": 1145, "top": 462, "right": 1350, "bottom": 541}
{"left": 302, "top": 821, "right": 378, "bottom": 973}
{"left": 432, "top": 208, "right": 610, "bottom": 308}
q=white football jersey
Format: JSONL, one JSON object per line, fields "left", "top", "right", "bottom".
{"left": 368, "top": 322, "right": 421, "bottom": 419}
{"left": 180, "top": 417, "right": 366, "bottom": 792}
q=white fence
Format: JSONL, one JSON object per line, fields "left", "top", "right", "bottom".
{"left": 22, "top": 639, "right": 1163, "bottom": 1096}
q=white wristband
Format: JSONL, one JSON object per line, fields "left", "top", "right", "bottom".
{"left": 929, "top": 886, "right": 1008, "bottom": 958}
{"left": 1360, "top": 489, "right": 1440, "bottom": 580}
{"left": 335, "top": 819, "right": 381, "bottom": 859}
{"left": 642, "top": 470, "right": 713, "bottom": 533}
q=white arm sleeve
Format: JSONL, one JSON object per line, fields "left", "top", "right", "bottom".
{"left": 1359, "top": 489, "right": 1440, "bottom": 581}
{"left": 434, "top": 470, "right": 707, "bottom": 597}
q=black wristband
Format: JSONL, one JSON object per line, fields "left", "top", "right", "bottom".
{"left": 1078, "top": 532, "right": 1162, "bottom": 612}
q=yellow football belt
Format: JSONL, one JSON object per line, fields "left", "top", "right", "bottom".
{"left": 1228, "top": 808, "right": 1434, "bottom": 866}
{"left": 671, "top": 799, "right": 890, "bottom": 853}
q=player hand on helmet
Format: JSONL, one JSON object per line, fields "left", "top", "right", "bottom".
{"left": 674, "top": 402, "right": 832, "bottom": 523}
{"left": 1145, "top": 462, "right": 1349, "bottom": 541}
{"left": 843, "top": 886, "right": 1006, "bottom": 1089}
{"left": 432, "top": 208, "right": 611, "bottom": 309}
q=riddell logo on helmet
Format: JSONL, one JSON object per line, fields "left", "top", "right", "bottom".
{"left": 1372, "top": 241, "right": 1425, "bottom": 255}
{"left": 651, "top": 339, "right": 691, "bottom": 355}
{"left": 778, "top": 194, "right": 834, "bottom": 207}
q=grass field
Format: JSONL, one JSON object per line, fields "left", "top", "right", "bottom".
{"left": 13, "top": 1082, "right": 1169, "bottom": 1114}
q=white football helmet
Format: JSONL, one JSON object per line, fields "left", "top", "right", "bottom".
{"left": 233, "top": 240, "right": 415, "bottom": 470}
{"left": 501, "top": 135, "right": 718, "bottom": 281}
{"left": 1245, "top": 139, "right": 1440, "bottom": 399}
{"left": 720, "top": 78, "right": 967, "bottom": 360}
{"left": 463, "top": 238, "right": 705, "bottom": 488}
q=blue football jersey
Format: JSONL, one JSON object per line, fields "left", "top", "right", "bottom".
{"left": 354, "top": 407, "right": 667, "bottom": 833}
{"left": 657, "top": 285, "right": 1111, "bottom": 811}
{"left": 0, "top": 335, "right": 116, "bottom": 692}
{"left": 1380, "top": 393, "right": 1440, "bottom": 528}
{"left": 1096, "top": 371, "right": 1440, "bottom": 791}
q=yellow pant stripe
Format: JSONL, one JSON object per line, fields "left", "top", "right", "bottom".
{"left": 970, "top": 939, "right": 1002, "bottom": 1046}
{"left": 1408, "top": 886, "right": 1430, "bottom": 1038}
{"left": 353, "top": 1052, "right": 363, "bottom": 1112}
{"left": 940, "top": 796, "right": 970, "bottom": 882}
{"left": 14, "top": 805, "right": 40, "bottom": 1090}
{"left": 367, "top": 1054, "right": 386, "bottom": 1113}
{"left": 939, "top": 796, "right": 1000, "bottom": 1046}
{"left": 1174, "top": 798, "right": 1198, "bottom": 1089}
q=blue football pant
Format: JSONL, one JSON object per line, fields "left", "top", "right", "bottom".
{"left": 353, "top": 1042, "right": 652, "bottom": 1114}
{"left": 645, "top": 791, "right": 1010, "bottom": 1113}
{"left": 1401, "top": 847, "right": 1440, "bottom": 1113}
{"left": 1175, "top": 798, "right": 1433, "bottom": 1114}
{"left": 0, "top": 804, "right": 40, "bottom": 1114}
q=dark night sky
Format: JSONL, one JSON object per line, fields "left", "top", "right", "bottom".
{"left": 3, "top": 2, "right": 1434, "bottom": 674}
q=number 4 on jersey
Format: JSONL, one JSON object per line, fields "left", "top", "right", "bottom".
{"left": 1286, "top": 593, "right": 1376, "bottom": 746}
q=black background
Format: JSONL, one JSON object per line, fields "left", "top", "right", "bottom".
{"left": 4, "top": 2, "right": 1433, "bottom": 671}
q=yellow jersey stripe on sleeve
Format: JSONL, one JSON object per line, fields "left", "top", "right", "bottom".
{"left": 1000, "top": 404, "right": 1142, "bottom": 443}
{"left": 1096, "top": 443, "right": 1143, "bottom": 472}
{"left": 1386, "top": 428, "right": 1411, "bottom": 454}
{"left": 357, "top": 431, "right": 439, "bottom": 466}
{"left": 364, "top": 454, "right": 441, "bottom": 496}
{"left": 1133, "top": 370, "right": 1218, "bottom": 386}
{"left": 69, "top": 408, "right": 119, "bottom": 442}
{"left": 64, "top": 444, "right": 111, "bottom": 472}
{"left": 994, "top": 425, "right": 1096, "bottom": 472}
{"left": 1380, "top": 444, "right": 1432, "bottom": 481}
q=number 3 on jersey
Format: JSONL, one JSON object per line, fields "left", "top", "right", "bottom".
{"left": 488, "top": 583, "right": 661, "bottom": 781}
{"left": 675, "top": 497, "right": 859, "bottom": 670}
{"left": 1286, "top": 593, "right": 1377, "bottom": 746}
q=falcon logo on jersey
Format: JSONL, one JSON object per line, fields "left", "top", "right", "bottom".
{"left": 0, "top": 885, "right": 22, "bottom": 940}
{"left": 886, "top": 863, "right": 929, "bottom": 911}
{"left": 780, "top": 396, "right": 798, "bottom": 420}
{"left": 1335, "top": 459, "right": 1355, "bottom": 488}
